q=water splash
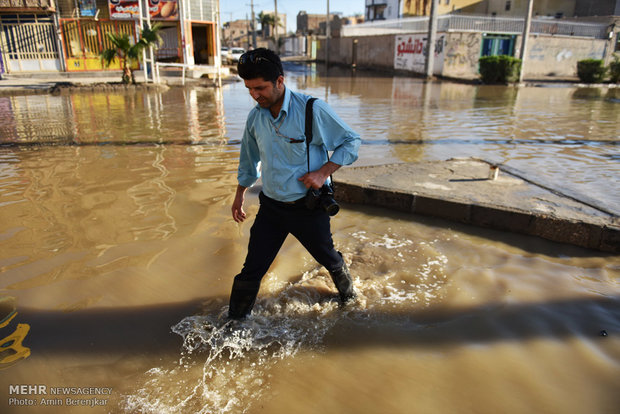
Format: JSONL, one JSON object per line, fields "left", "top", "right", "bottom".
{"left": 122, "top": 242, "right": 449, "bottom": 413}
{"left": 120, "top": 269, "right": 332, "bottom": 412}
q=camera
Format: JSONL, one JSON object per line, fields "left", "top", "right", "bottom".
{"left": 305, "top": 184, "right": 340, "bottom": 216}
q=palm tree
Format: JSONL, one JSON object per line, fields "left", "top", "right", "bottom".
{"left": 101, "top": 23, "right": 162, "bottom": 84}
{"left": 257, "top": 11, "right": 283, "bottom": 39}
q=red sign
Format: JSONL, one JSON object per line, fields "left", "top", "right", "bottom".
{"left": 108, "top": 0, "right": 139, "bottom": 20}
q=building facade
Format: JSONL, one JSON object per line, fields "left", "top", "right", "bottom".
{"left": 366, "top": 0, "right": 400, "bottom": 21}
{"left": 0, "top": 0, "right": 59, "bottom": 73}
{"left": 402, "top": 0, "right": 620, "bottom": 18}
{"left": 334, "top": 11, "right": 617, "bottom": 79}
{"left": 0, "top": 0, "right": 220, "bottom": 74}
{"left": 297, "top": 11, "right": 326, "bottom": 35}
{"left": 222, "top": 18, "right": 250, "bottom": 47}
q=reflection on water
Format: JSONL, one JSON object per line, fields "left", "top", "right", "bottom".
{"left": 0, "top": 144, "right": 240, "bottom": 309}
{"left": 0, "top": 296, "right": 31, "bottom": 369}
{"left": 0, "top": 65, "right": 619, "bottom": 414}
{"left": 0, "top": 87, "right": 227, "bottom": 145}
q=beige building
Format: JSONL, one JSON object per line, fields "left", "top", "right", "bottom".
{"left": 297, "top": 11, "right": 364, "bottom": 38}
{"left": 403, "top": 0, "right": 620, "bottom": 18}
{"left": 403, "top": 0, "right": 485, "bottom": 16}
{"left": 222, "top": 19, "right": 251, "bottom": 47}
{"left": 297, "top": 11, "right": 328, "bottom": 35}
{"left": 479, "top": 0, "right": 577, "bottom": 17}
{"left": 260, "top": 10, "right": 287, "bottom": 37}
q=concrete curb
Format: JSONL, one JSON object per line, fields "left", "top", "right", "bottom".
{"left": 334, "top": 160, "right": 619, "bottom": 253}
{"left": 0, "top": 70, "right": 239, "bottom": 97}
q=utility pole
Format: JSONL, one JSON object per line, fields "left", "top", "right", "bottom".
{"left": 250, "top": 0, "right": 257, "bottom": 49}
{"left": 326, "top": 0, "right": 330, "bottom": 69}
{"left": 246, "top": 13, "right": 251, "bottom": 48}
{"left": 274, "top": 0, "right": 279, "bottom": 54}
{"left": 424, "top": 0, "right": 438, "bottom": 79}
{"left": 178, "top": 0, "right": 192, "bottom": 66}
{"left": 518, "top": 0, "right": 534, "bottom": 83}
{"left": 138, "top": 0, "right": 154, "bottom": 82}
{"left": 215, "top": 0, "right": 222, "bottom": 87}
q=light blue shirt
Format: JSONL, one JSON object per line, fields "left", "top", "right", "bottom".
{"left": 238, "top": 87, "right": 361, "bottom": 202}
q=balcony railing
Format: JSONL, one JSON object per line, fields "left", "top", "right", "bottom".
{"left": 343, "top": 14, "right": 609, "bottom": 39}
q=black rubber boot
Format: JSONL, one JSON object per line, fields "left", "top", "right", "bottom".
{"left": 228, "top": 279, "right": 260, "bottom": 320}
{"left": 329, "top": 261, "right": 356, "bottom": 304}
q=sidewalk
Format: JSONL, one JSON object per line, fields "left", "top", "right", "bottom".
{"left": 335, "top": 159, "right": 619, "bottom": 253}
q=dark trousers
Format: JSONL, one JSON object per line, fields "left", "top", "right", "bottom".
{"left": 233, "top": 192, "right": 344, "bottom": 290}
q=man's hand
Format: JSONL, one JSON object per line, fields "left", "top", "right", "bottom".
{"left": 298, "top": 170, "right": 329, "bottom": 189}
{"left": 298, "top": 161, "right": 341, "bottom": 189}
{"left": 232, "top": 185, "right": 248, "bottom": 223}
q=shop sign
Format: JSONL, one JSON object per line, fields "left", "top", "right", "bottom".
{"left": 149, "top": 0, "right": 179, "bottom": 20}
{"left": 109, "top": 0, "right": 140, "bottom": 20}
{"left": 109, "top": 0, "right": 178, "bottom": 20}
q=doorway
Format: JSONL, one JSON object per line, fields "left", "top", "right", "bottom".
{"left": 192, "top": 24, "right": 215, "bottom": 65}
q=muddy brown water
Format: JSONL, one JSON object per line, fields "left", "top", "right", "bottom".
{"left": 0, "top": 64, "right": 619, "bottom": 413}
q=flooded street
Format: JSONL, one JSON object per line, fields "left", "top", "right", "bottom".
{"left": 0, "top": 64, "right": 619, "bottom": 413}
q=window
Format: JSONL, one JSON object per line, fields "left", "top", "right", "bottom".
{"left": 505, "top": 1, "right": 511, "bottom": 11}
{"left": 481, "top": 34, "right": 516, "bottom": 57}
{"left": 375, "top": 5, "right": 387, "bottom": 20}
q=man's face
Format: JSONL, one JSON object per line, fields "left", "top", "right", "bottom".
{"left": 244, "top": 76, "right": 284, "bottom": 109}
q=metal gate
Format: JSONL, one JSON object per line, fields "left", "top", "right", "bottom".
{"left": 0, "top": 15, "right": 60, "bottom": 73}
{"left": 60, "top": 19, "right": 137, "bottom": 71}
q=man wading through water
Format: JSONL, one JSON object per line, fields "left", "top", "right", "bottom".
{"left": 228, "top": 48, "right": 361, "bottom": 319}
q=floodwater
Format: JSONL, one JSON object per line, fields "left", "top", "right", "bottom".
{"left": 0, "top": 63, "right": 619, "bottom": 414}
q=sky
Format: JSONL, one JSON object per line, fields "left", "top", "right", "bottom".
{"left": 219, "top": 0, "right": 365, "bottom": 33}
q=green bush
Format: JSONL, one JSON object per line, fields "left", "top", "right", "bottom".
{"left": 479, "top": 55, "right": 522, "bottom": 84}
{"left": 576, "top": 59, "right": 607, "bottom": 83}
{"left": 609, "top": 55, "right": 620, "bottom": 83}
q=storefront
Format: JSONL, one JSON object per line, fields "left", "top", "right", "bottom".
{"left": 1, "top": 0, "right": 219, "bottom": 73}
{"left": 0, "top": 10, "right": 61, "bottom": 73}
{"left": 58, "top": 0, "right": 219, "bottom": 72}
{"left": 60, "top": 18, "right": 137, "bottom": 71}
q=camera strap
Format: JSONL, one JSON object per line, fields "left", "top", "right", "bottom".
{"left": 304, "top": 97, "right": 318, "bottom": 173}
{"left": 304, "top": 97, "right": 333, "bottom": 188}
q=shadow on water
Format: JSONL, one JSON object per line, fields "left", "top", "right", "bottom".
{"left": 336, "top": 295, "right": 620, "bottom": 349}
{"left": 13, "top": 292, "right": 619, "bottom": 356}
{"left": 16, "top": 299, "right": 206, "bottom": 356}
